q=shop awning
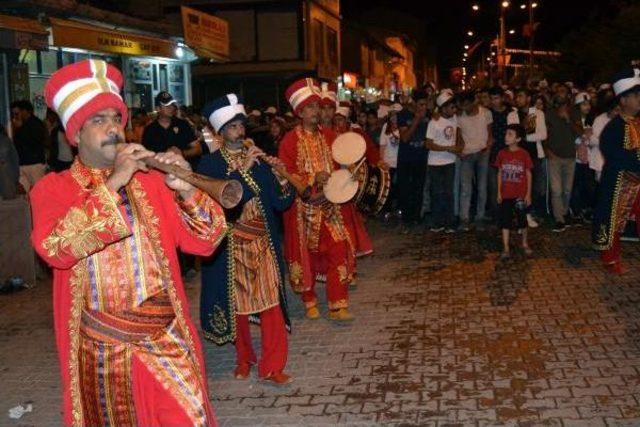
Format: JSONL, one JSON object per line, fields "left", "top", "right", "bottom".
{"left": 49, "top": 18, "right": 180, "bottom": 60}
{"left": 0, "top": 14, "right": 48, "bottom": 50}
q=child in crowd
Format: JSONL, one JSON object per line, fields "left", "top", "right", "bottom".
{"left": 496, "top": 124, "right": 534, "bottom": 259}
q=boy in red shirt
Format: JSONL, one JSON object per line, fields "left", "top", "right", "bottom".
{"left": 496, "top": 124, "right": 533, "bottom": 259}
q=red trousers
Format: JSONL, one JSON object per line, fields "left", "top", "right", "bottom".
{"left": 235, "top": 305, "right": 288, "bottom": 378}
{"left": 302, "top": 224, "right": 352, "bottom": 310}
{"left": 601, "top": 191, "right": 640, "bottom": 266}
{"left": 132, "top": 355, "right": 216, "bottom": 426}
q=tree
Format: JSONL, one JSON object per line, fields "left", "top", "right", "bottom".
{"left": 546, "top": 3, "right": 640, "bottom": 84}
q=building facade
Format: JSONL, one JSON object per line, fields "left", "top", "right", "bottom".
{"left": 164, "top": 0, "right": 341, "bottom": 110}
{"left": 0, "top": 0, "right": 219, "bottom": 125}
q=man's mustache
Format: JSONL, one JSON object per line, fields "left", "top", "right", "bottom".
{"left": 101, "top": 134, "right": 124, "bottom": 147}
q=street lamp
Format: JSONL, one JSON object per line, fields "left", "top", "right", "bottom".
{"left": 472, "top": 4, "right": 480, "bottom": 11}
{"left": 509, "top": 29, "right": 515, "bottom": 34}
{"left": 501, "top": 1, "right": 510, "bottom": 8}
{"left": 467, "top": 30, "right": 474, "bottom": 36}
{"left": 464, "top": 44, "right": 469, "bottom": 49}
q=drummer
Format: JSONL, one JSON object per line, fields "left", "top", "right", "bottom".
{"left": 278, "top": 77, "right": 356, "bottom": 322}
{"left": 334, "top": 102, "right": 387, "bottom": 170}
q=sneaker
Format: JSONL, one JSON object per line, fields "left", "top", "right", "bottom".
{"left": 305, "top": 306, "right": 320, "bottom": 320}
{"left": 563, "top": 215, "right": 572, "bottom": 227}
{"left": 429, "top": 226, "right": 444, "bottom": 233}
{"left": 526, "top": 214, "right": 539, "bottom": 228}
{"left": 522, "top": 246, "right": 533, "bottom": 256}
{"left": 458, "top": 221, "right": 471, "bottom": 232}
{"left": 444, "top": 227, "right": 457, "bottom": 234}
{"left": 499, "top": 251, "right": 510, "bottom": 261}
{"left": 552, "top": 222, "right": 566, "bottom": 233}
{"left": 328, "top": 308, "right": 355, "bottom": 322}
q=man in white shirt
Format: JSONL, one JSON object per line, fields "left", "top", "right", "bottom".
{"left": 426, "top": 90, "right": 463, "bottom": 233}
{"left": 515, "top": 88, "right": 548, "bottom": 224}
{"left": 457, "top": 92, "right": 493, "bottom": 230}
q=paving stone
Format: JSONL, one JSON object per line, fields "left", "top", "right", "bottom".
{"left": 3, "top": 223, "right": 640, "bottom": 426}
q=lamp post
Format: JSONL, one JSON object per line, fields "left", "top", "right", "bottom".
{"left": 528, "top": 1, "right": 539, "bottom": 76}
{"left": 499, "top": 1, "right": 509, "bottom": 83}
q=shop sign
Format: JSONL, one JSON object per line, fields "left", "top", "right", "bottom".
{"left": 181, "top": 6, "right": 229, "bottom": 60}
{"left": 50, "top": 18, "right": 178, "bottom": 59}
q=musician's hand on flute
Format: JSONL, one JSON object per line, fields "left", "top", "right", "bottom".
{"left": 242, "top": 145, "right": 265, "bottom": 171}
{"left": 106, "top": 143, "right": 153, "bottom": 192}
{"left": 154, "top": 151, "right": 195, "bottom": 197}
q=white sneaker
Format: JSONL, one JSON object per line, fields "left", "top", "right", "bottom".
{"left": 527, "top": 214, "right": 539, "bottom": 228}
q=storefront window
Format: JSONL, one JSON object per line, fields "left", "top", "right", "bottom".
{"left": 133, "top": 83, "right": 153, "bottom": 112}
{"left": 169, "top": 84, "right": 185, "bottom": 106}
{"left": 40, "top": 50, "right": 59, "bottom": 75}
{"left": 29, "top": 76, "right": 48, "bottom": 119}
{"left": 169, "top": 64, "right": 184, "bottom": 83}
{"left": 22, "top": 50, "right": 38, "bottom": 74}
{"left": 61, "top": 51, "right": 74, "bottom": 66}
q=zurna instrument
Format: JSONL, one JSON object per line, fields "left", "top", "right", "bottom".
{"left": 142, "top": 156, "right": 243, "bottom": 209}
{"left": 242, "top": 139, "right": 312, "bottom": 200}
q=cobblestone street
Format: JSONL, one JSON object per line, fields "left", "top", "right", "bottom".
{"left": 2, "top": 222, "right": 640, "bottom": 426}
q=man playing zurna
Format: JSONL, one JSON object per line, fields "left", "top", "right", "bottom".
{"left": 30, "top": 59, "right": 225, "bottom": 426}
{"left": 198, "top": 94, "right": 295, "bottom": 385}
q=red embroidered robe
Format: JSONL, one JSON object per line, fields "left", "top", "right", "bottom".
{"left": 30, "top": 159, "right": 226, "bottom": 426}
{"left": 278, "top": 126, "right": 354, "bottom": 292}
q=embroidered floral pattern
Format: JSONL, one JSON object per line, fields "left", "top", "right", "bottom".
{"left": 42, "top": 184, "right": 129, "bottom": 259}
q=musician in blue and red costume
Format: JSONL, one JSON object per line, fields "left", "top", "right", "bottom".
{"left": 30, "top": 59, "right": 225, "bottom": 426}
{"left": 279, "top": 77, "right": 356, "bottom": 322}
{"left": 593, "top": 68, "right": 640, "bottom": 274}
{"left": 198, "top": 94, "right": 295, "bottom": 384}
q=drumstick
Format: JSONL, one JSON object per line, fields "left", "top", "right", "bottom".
{"left": 350, "top": 157, "right": 367, "bottom": 177}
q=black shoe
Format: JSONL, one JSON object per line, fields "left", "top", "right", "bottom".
{"left": 552, "top": 222, "right": 566, "bottom": 233}
{"left": 563, "top": 215, "right": 572, "bottom": 227}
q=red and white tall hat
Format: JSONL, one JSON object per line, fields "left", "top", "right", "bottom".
{"left": 285, "top": 77, "right": 321, "bottom": 115}
{"left": 44, "top": 59, "right": 127, "bottom": 145}
{"left": 320, "top": 81, "right": 337, "bottom": 107}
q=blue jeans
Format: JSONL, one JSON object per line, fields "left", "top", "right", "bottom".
{"left": 429, "top": 163, "right": 456, "bottom": 228}
{"left": 459, "top": 150, "right": 490, "bottom": 222}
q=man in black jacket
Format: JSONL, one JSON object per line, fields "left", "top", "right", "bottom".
{"left": 11, "top": 100, "right": 48, "bottom": 192}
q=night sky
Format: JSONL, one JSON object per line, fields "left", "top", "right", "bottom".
{"left": 342, "top": 0, "right": 627, "bottom": 74}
